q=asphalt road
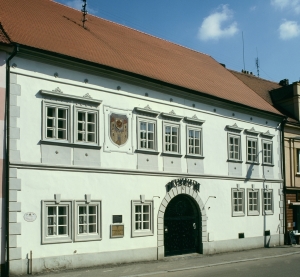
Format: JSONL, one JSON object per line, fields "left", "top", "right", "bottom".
{"left": 152, "top": 254, "right": 300, "bottom": 277}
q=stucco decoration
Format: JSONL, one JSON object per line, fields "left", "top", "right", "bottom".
{"left": 83, "top": 93, "right": 92, "bottom": 99}
{"left": 157, "top": 179, "right": 207, "bottom": 258}
{"left": 166, "top": 178, "right": 200, "bottom": 192}
{"left": 52, "top": 87, "right": 63, "bottom": 94}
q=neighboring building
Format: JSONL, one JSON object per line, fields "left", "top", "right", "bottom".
{"left": 230, "top": 70, "right": 300, "bottom": 244}
{"left": 0, "top": 0, "right": 285, "bottom": 275}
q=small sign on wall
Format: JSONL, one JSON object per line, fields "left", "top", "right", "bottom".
{"left": 111, "top": 224, "right": 124, "bottom": 238}
{"left": 113, "top": 215, "right": 122, "bottom": 223}
{"left": 24, "top": 212, "right": 37, "bottom": 222}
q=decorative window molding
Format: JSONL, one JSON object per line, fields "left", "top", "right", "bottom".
{"left": 74, "top": 106, "right": 99, "bottom": 146}
{"left": 246, "top": 137, "right": 259, "bottom": 163}
{"left": 134, "top": 106, "right": 160, "bottom": 117}
{"left": 245, "top": 127, "right": 260, "bottom": 136}
{"left": 262, "top": 140, "right": 273, "bottom": 165}
{"left": 232, "top": 188, "right": 245, "bottom": 217}
{"left": 136, "top": 116, "right": 157, "bottom": 152}
{"left": 262, "top": 189, "right": 274, "bottom": 215}
{"left": 247, "top": 188, "right": 260, "bottom": 216}
{"left": 161, "top": 110, "right": 183, "bottom": 121}
{"left": 163, "top": 121, "right": 180, "bottom": 154}
{"left": 40, "top": 89, "right": 102, "bottom": 105}
{"left": 74, "top": 200, "right": 101, "bottom": 242}
{"left": 228, "top": 133, "right": 241, "bottom": 162}
{"left": 260, "top": 131, "right": 275, "bottom": 139}
{"left": 226, "top": 123, "right": 243, "bottom": 133}
{"left": 42, "top": 200, "right": 72, "bottom": 244}
{"left": 166, "top": 178, "right": 200, "bottom": 192}
{"left": 131, "top": 200, "right": 153, "bottom": 237}
{"left": 184, "top": 115, "right": 205, "bottom": 126}
{"left": 186, "top": 125, "right": 203, "bottom": 157}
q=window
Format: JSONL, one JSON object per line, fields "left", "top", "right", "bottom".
{"left": 42, "top": 201, "right": 72, "bottom": 244}
{"left": 45, "top": 104, "right": 69, "bottom": 141}
{"left": 131, "top": 200, "right": 153, "bottom": 237}
{"left": 262, "top": 140, "right": 273, "bottom": 165}
{"left": 297, "top": 149, "right": 300, "bottom": 173}
{"left": 228, "top": 134, "right": 241, "bottom": 161}
{"left": 75, "top": 201, "right": 101, "bottom": 241}
{"left": 187, "top": 127, "right": 202, "bottom": 156}
{"left": 263, "top": 190, "right": 273, "bottom": 215}
{"left": 137, "top": 118, "right": 156, "bottom": 151}
{"left": 232, "top": 188, "right": 245, "bottom": 216}
{"left": 248, "top": 189, "right": 260, "bottom": 215}
{"left": 75, "top": 108, "right": 98, "bottom": 144}
{"left": 164, "top": 123, "right": 180, "bottom": 154}
{"left": 247, "top": 137, "right": 258, "bottom": 163}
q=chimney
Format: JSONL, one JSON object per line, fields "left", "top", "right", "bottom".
{"left": 279, "top": 79, "right": 289, "bottom": 86}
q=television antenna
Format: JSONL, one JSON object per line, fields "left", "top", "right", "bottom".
{"left": 82, "top": 0, "right": 88, "bottom": 28}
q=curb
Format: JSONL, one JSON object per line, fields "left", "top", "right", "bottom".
{"left": 121, "top": 251, "right": 300, "bottom": 277}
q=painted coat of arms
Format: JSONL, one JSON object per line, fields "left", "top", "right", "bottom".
{"left": 110, "top": 113, "right": 128, "bottom": 146}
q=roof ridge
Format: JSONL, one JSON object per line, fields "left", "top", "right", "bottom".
{"left": 229, "top": 69, "right": 280, "bottom": 86}
{"left": 51, "top": 0, "right": 210, "bottom": 58}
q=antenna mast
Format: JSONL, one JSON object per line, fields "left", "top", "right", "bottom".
{"left": 255, "top": 48, "right": 260, "bottom": 77}
{"left": 242, "top": 31, "right": 245, "bottom": 71}
{"left": 82, "top": 0, "right": 87, "bottom": 28}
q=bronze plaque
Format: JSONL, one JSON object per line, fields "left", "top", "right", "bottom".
{"left": 111, "top": 224, "right": 124, "bottom": 238}
{"left": 110, "top": 113, "right": 128, "bottom": 146}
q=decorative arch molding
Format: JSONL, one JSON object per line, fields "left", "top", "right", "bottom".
{"left": 157, "top": 178, "right": 207, "bottom": 259}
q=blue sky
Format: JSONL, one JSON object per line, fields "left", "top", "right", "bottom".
{"left": 55, "top": 0, "right": 300, "bottom": 83}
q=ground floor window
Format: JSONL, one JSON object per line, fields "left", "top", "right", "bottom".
{"left": 248, "top": 189, "right": 260, "bottom": 216}
{"left": 131, "top": 200, "right": 153, "bottom": 237}
{"left": 232, "top": 188, "right": 245, "bottom": 217}
{"left": 263, "top": 189, "right": 273, "bottom": 215}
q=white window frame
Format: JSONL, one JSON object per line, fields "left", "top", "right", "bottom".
{"left": 246, "top": 136, "right": 258, "bottom": 163}
{"left": 262, "top": 189, "right": 274, "bottom": 215}
{"left": 228, "top": 133, "right": 241, "bottom": 161}
{"left": 131, "top": 200, "right": 154, "bottom": 237}
{"left": 43, "top": 101, "right": 71, "bottom": 143}
{"left": 74, "top": 106, "right": 99, "bottom": 146}
{"left": 74, "top": 200, "right": 101, "bottom": 242}
{"left": 232, "top": 188, "right": 245, "bottom": 217}
{"left": 137, "top": 116, "right": 157, "bottom": 152}
{"left": 42, "top": 200, "right": 72, "bottom": 244}
{"left": 163, "top": 121, "right": 180, "bottom": 154}
{"left": 262, "top": 140, "right": 273, "bottom": 165}
{"left": 247, "top": 189, "right": 260, "bottom": 216}
{"left": 186, "top": 126, "right": 203, "bottom": 157}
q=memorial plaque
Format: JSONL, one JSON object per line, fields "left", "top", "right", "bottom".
{"left": 113, "top": 215, "right": 122, "bottom": 223}
{"left": 111, "top": 224, "right": 124, "bottom": 238}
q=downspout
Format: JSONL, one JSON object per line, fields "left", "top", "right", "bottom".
{"left": 281, "top": 117, "right": 287, "bottom": 244}
{"left": 5, "top": 44, "right": 19, "bottom": 276}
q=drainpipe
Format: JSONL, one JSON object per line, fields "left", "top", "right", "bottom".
{"left": 5, "top": 44, "right": 19, "bottom": 276}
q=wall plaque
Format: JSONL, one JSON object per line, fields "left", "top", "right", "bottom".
{"left": 113, "top": 215, "right": 122, "bottom": 223}
{"left": 24, "top": 212, "right": 37, "bottom": 222}
{"left": 111, "top": 224, "right": 124, "bottom": 238}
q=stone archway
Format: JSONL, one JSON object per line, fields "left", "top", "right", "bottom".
{"left": 157, "top": 178, "right": 207, "bottom": 259}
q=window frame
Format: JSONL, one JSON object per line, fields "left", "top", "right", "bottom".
{"left": 131, "top": 200, "right": 154, "bottom": 237}
{"left": 43, "top": 101, "right": 71, "bottom": 143}
{"left": 136, "top": 116, "right": 157, "bottom": 152}
{"left": 74, "top": 200, "right": 102, "bottom": 242}
{"left": 228, "top": 133, "right": 241, "bottom": 162}
{"left": 74, "top": 106, "right": 99, "bottom": 146}
{"left": 186, "top": 125, "right": 203, "bottom": 157}
{"left": 297, "top": 149, "right": 300, "bottom": 174}
{"left": 247, "top": 189, "right": 260, "bottom": 216}
{"left": 42, "top": 200, "right": 72, "bottom": 244}
{"left": 262, "top": 140, "right": 273, "bottom": 165}
{"left": 231, "top": 188, "right": 245, "bottom": 217}
{"left": 262, "top": 189, "right": 274, "bottom": 215}
{"left": 246, "top": 136, "right": 259, "bottom": 164}
{"left": 163, "top": 121, "right": 181, "bottom": 155}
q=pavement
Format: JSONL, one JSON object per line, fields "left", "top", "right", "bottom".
{"left": 35, "top": 245, "right": 300, "bottom": 277}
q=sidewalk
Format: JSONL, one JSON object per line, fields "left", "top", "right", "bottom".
{"left": 34, "top": 246, "right": 300, "bottom": 277}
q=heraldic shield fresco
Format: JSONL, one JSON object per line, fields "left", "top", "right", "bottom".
{"left": 110, "top": 113, "right": 128, "bottom": 146}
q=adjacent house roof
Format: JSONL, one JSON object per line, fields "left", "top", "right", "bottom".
{"left": 0, "top": 0, "right": 282, "bottom": 116}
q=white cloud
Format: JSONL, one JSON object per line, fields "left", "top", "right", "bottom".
{"left": 279, "top": 20, "right": 300, "bottom": 39}
{"left": 198, "top": 5, "right": 238, "bottom": 41}
{"left": 65, "top": 0, "right": 97, "bottom": 14}
{"left": 271, "top": 0, "right": 300, "bottom": 13}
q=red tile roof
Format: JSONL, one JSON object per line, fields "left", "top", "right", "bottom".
{"left": 0, "top": 0, "right": 282, "bottom": 116}
{"left": 0, "top": 23, "right": 10, "bottom": 44}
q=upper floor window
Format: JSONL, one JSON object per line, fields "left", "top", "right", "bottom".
{"left": 137, "top": 118, "right": 156, "bottom": 151}
{"left": 75, "top": 108, "right": 98, "bottom": 144}
{"left": 262, "top": 140, "right": 273, "bottom": 165}
{"left": 164, "top": 123, "right": 180, "bottom": 154}
{"left": 228, "top": 134, "right": 241, "bottom": 161}
{"left": 247, "top": 137, "right": 258, "bottom": 163}
{"left": 46, "top": 105, "right": 69, "bottom": 141}
{"left": 187, "top": 127, "right": 202, "bottom": 156}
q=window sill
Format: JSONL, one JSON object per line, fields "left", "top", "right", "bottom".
{"left": 74, "top": 236, "right": 102, "bottom": 242}
{"left": 232, "top": 212, "right": 245, "bottom": 217}
{"left": 248, "top": 211, "right": 260, "bottom": 216}
{"left": 263, "top": 211, "right": 274, "bottom": 215}
{"left": 132, "top": 231, "right": 154, "bottom": 237}
{"left": 161, "top": 152, "right": 182, "bottom": 158}
{"left": 40, "top": 140, "right": 101, "bottom": 149}
{"left": 135, "top": 149, "right": 160, "bottom": 155}
{"left": 246, "top": 161, "right": 260, "bottom": 165}
{"left": 185, "top": 155, "right": 205, "bottom": 159}
{"left": 227, "top": 159, "right": 243, "bottom": 163}
{"left": 42, "top": 237, "right": 72, "bottom": 244}
{"left": 262, "top": 163, "right": 274, "bottom": 167}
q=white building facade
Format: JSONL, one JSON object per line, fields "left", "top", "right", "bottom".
{"left": 5, "top": 53, "right": 285, "bottom": 275}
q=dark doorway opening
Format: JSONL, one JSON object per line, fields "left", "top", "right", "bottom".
{"left": 164, "top": 194, "right": 201, "bottom": 256}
